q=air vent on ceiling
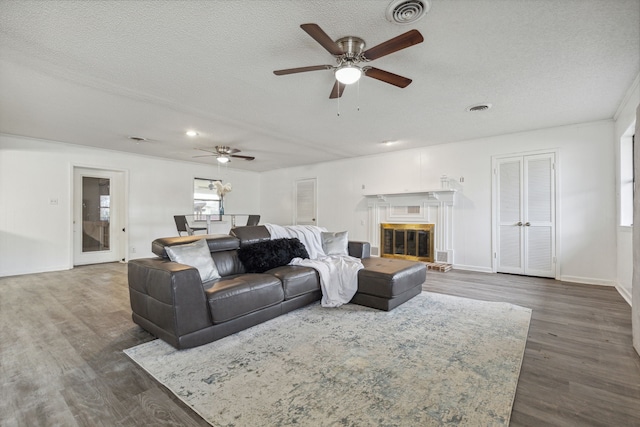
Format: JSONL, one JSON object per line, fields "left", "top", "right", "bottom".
{"left": 465, "top": 103, "right": 492, "bottom": 112}
{"left": 128, "top": 136, "right": 148, "bottom": 142}
{"left": 386, "top": 0, "right": 430, "bottom": 25}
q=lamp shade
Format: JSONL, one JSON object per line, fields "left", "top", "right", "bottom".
{"left": 335, "top": 64, "right": 362, "bottom": 85}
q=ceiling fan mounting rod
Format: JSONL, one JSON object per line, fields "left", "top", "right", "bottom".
{"left": 336, "top": 36, "right": 366, "bottom": 60}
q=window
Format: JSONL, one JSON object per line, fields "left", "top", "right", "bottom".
{"left": 620, "top": 127, "right": 635, "bottom": 226}
{"left": 99, "top": 195, "right": 110, "bottom": 221}
{"left": 193, "top": 178, "right": 221, "bottom": 220}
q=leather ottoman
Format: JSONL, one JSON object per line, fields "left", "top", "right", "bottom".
{"left": 351, "top": 257, "right": 427, "bottom": 311}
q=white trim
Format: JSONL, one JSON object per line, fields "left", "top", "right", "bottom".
{"left": 558, "top": 275, "right": 616, "bottom": 287}
{"left": 616, "top": 285, "right": 632, "bottom": 306}
{"left": 614, "top": 73, "right": 640, "bottom": 121}
{"left": 452, "top": 264, "right": 493, "bottom": 273}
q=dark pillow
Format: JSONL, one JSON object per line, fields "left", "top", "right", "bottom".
{"left": 237, "top": 238, "right": 309, "bottom": 273}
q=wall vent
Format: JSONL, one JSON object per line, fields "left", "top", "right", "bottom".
{"left": 435, "top": 250, "right": 453, "bottom": 264}
{"left": 391, "top": 205, "right": 421, "bottom": 215}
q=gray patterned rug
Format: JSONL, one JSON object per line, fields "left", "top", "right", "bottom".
{"left": 125, "top": 292, "right": 531, "bottom": 426}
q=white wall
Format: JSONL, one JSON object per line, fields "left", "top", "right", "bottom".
{"left": 261, "top": 120, "right": 617, "bottom": 285}
{"left": 615, "top": 75, "right": 639, "bottom": 304}
{"left": 0, "top": 134, "right": 260, "bottom": 277}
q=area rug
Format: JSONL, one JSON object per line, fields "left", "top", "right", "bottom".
{"left": 124, "top": 292, "right": 531, "bottom": 426}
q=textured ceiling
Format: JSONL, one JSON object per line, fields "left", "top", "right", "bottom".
{"left": 1, "top": 0, "right": 638, "bottom": 172}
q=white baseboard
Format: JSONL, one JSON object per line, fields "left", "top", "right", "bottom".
{"left": 0, "top": 264, "right": 71, "bottom": 278}
{"left": 615, "top": 285, "right": 633, "bottom": 306}
{"left": 558, "top": 275, "right": 616, "bottom": 287}
{"left": 452, "top": 264, "right": 493, "bottom": 273}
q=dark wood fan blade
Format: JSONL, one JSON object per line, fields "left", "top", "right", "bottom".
{"left": 196, "top": 148, "right": 216, "bottom": 154}
{"left": 300, "top": 23, "right": 343, "bottom": 56}
{"left": 329, "top": 80, "right": 346, "bottom": 99}
{"left": 274, "top": 65, "right": 332, "bottom": 75}
{"left": 364, "top": 67, "right": 412, "bottom": 88}
{"left": 230, "top": 155, "right": 255, "bottom": 161}
{"left": 362, "top": 29, "right": 424, "bottom": 61}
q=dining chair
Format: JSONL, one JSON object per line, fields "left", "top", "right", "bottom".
{"left": 246, "top": 215, "right": 260, "bottom": 226}
{"left": 174, "top": 215, "right": 207, "bottom": 236}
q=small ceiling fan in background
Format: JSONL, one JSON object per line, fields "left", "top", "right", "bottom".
{"left": 274, "top": 23, "right": 424, "bottom": 98}
{"left": 194, "top": 146, "right": 255, "bottom": 163}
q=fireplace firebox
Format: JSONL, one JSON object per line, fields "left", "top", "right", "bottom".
{"left": 380, "top": 223, "right": 434, "bottom": 262}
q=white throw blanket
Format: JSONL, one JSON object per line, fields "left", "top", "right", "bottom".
{"left": 265, "top": 224, "right": 363, "bottom": 308}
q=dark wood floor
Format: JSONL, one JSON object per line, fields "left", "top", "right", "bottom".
{"left": 1, "top": 264, "right": 638, "bottom": 426}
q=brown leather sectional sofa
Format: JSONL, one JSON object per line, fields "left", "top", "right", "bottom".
{"left": 128, "top": 225, "right": 426, "bottom": 349}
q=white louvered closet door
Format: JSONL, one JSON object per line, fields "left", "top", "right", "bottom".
{"left": 496, "top": 153, "right": 556, "bottom": 278}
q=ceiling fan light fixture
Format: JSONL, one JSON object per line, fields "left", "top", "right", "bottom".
{"left": 335, "top": 64, "right": 362, "bottom": 85}
{"left": 217, "top": 155, "right": 230, "bottom": 164}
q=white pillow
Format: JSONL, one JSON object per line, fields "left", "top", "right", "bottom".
{"left": 165, "top": 238, "right": 221, "bottom": 282}
{"left": 321, "top": 231, "right": 348, "bottom": 256}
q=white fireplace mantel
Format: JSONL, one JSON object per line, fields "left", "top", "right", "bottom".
{"left": 364, "top": 190, "right": 456, "bottom": 263}
{"left": 363, "top": 189, "right": 456, "bottom": 204}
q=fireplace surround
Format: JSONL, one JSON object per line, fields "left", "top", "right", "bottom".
{"left": 380, "top": 223, "right": 434, "bottom": 262}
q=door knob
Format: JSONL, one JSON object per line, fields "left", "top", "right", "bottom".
{"left": 525, "top": 222, "right": 531, "bottom": 226}
{"left": 516, "top": 221, "right": 523, "bottom": 226}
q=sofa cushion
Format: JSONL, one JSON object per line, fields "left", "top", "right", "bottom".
{"left": 267, "top": 265, "right": 320, "bottom": 299}
{"left": 153, "top": 234, "right": 239, "bottom": 258}
{"left": 205, "top": 274, "right": 284, "bottom": 324}
{"left": 164, "top": 238, "right": 221, "bottom": 282}
{"left": 321, "top": 231, "right": 349, "bottom": 256}
{"left": 229, "top": 225, "right": 272, "bottom": 247}
{"left": 237, "top": 238, "right": 309, "bottom": 273}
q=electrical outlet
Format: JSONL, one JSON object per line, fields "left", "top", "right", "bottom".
{"left": 460, "top": 177, "right": 464, "bottom": 183}
{"left": 131, "top": 247, "right": 136, "bottom": 253}
{"left": 49, "top": 198, "right": 58, "bottom": 205}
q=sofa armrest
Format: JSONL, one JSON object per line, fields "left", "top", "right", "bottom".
{"left": 128, "top": 258, "right": 213, "bottom": 340}
{"left": 348, "top": 241, "right": 371, "bottom": 259}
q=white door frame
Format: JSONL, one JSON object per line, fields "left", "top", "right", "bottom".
{"left": 491, "top": 149, "right": 559, "bottom": 278}
{"left": 294, "top": 177, "right": 317, "bottom": 226}
{"left": 72, "top": 166, "right": 128, "bottom": 266}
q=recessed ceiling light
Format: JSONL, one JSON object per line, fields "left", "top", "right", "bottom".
{"left": 466, "top": 103, "right": 492, "bottom": 112}
{"left": 186, "top": 130, "right": 199, "bottom": 137}
{"left": 381, "top": 140, "right": 398, "bottom": 146}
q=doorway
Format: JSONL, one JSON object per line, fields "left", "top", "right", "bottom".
{"left": 73, "top": 167, "right": 126, "bottom": 265}
{"left": 295, "top": 178, "right": 317, "bottom": 226}
{"left": 493, "top": 152, "right": 557, "bottom": 278}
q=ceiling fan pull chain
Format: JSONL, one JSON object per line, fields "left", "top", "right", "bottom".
{"left": 357, "top": 78, "right": 360, "bottom": 111}
{"left": 337, "top": 83, "right": 341, "bottom": 117}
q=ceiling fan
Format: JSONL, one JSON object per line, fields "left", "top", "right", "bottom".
{"left": 273, "top": 23, "right": 424, "bottom": 98}
{"left": 194, "top": 146, "right": 255, "bottom": 163}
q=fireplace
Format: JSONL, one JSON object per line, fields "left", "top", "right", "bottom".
{"left": 380, "top": 223, "right": 434, "bottom": 262}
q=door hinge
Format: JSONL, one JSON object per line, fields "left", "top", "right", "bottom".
{"left": 494, "top": 252, "right": 497, "bottom": 259}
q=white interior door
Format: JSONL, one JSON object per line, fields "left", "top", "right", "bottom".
{"left": 495, "top": 153, "right": 556, "bottom": 277}
{"left": 295, "top": 178, "right": 317, "bottom": 225}
{"left": 73, "top": 167, "right": 125, "bottom": 265}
